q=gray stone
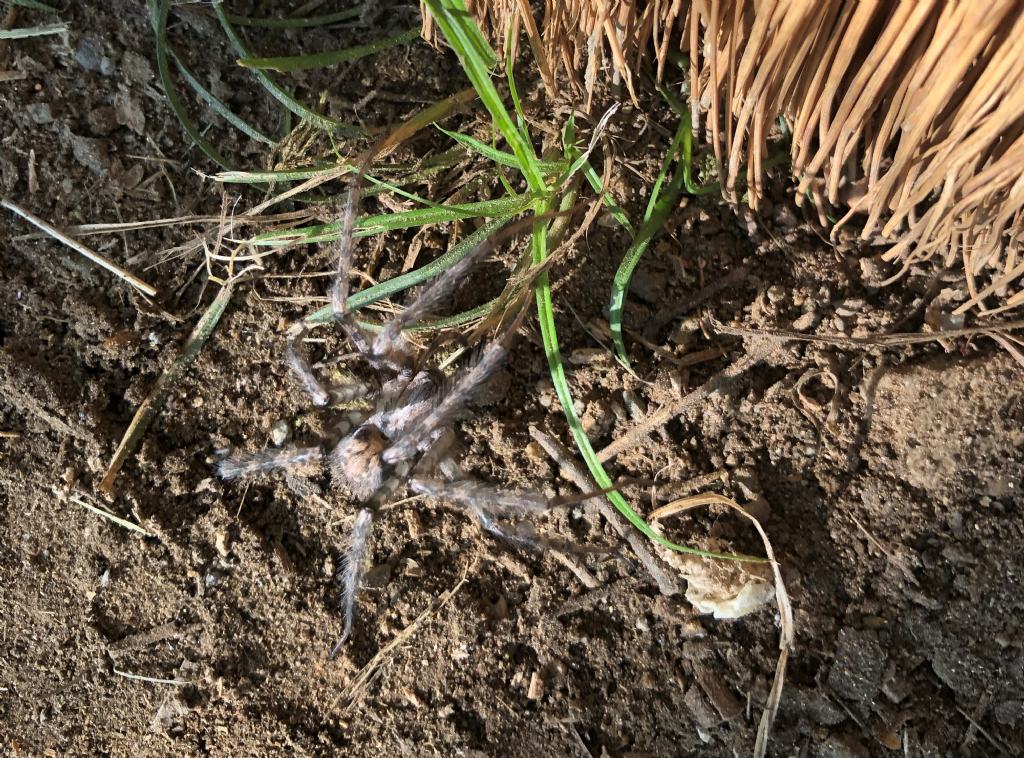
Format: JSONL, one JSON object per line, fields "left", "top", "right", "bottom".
{"left": 74, "top": 36, "right": 113, "bottom": 75}
{"left": 994, "top": 700, "right": 1023, "bottom": 727}
{"left": 68, "top": 132, "right": 111, "bottom": 176}
{"left": 26, "top": 102, "right": 54, "bottom": 125}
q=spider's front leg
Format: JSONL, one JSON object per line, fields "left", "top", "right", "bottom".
{"left": 284, "top": 323, "right": 331, "bottom": 407}
{"left": 217, "top": 445, "right": 323, "bottom": 481}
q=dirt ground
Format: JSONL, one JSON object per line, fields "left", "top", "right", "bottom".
{"left": 1, "top": 3, "right": 1022, "bottom": 757}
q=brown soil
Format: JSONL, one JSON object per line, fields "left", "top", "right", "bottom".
{"left": 1, "top": 3, "right": 1022, "bottom": 757}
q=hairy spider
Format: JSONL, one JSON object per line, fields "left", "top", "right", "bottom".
{"left": 218, "top": 179, "right": 562, "bottom": 655}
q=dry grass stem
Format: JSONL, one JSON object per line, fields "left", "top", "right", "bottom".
{"left": 337, "top": 569, "right": 469, "bottom": 711}
{"left": 650, "top": 493, "right": 793, "bottom": 758}
{"left": 2, "top": 197, "right": 157, "bottom": 297}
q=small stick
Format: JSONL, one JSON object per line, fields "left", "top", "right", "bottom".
{"left": 112, "top": 668, "right": 189, "bottom": 687}
{"left": 100, "top": 284, "right": 233, "bottom": 495}
{"left": 551, "top": 550, "right": 601, "bottom": 590}
{"left": 713, "top": 317, "right": 1024, "bottom": 349}
{"left": 598, "top": 349, "right": 764, "bottom": 463}
{"left": 955, "top": 705, "right": 1010, "bottom": 755}
{"left": 69, "top": 493, "right": 152, "bottom": 537}
{"left": 337, "top": 569, "right": 470, "bottom": 710}
{"left": 1, "top": 197, "right": 157, "bottom": 297}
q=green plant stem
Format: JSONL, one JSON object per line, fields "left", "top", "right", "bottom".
{"left": 238, "top": 27, "right": 420, "bottom": 72}
{"left": 608, "top": 118, "right": 690, "bottom": 365}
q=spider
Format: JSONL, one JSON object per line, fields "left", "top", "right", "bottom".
{"left": 217, "top": 177, "right": 567, "bottom": 655}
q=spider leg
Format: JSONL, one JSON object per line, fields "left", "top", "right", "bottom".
{"left": 285, "top": 325, "right": 331, "bottom": 406}
{"left": 468, "top": 502, "right": 549, "bottom": 551}
{"left": 382, "top": 338, "right": 510, "bottom": 465}
{"left": 410, "top": 427, "right": 455, "bottom": 476}
{"left": 410, "top": 477, "right": 549, "bottom": 516}
{"left": 331, "top": 171, "right": 364, "bottom": 319}
{"left": 283, "top": 175, "right": 373, "bottom": 405}
{"left": 410, "top": 476, "right": 558, "bottom": 551}
{"left": 367, "top": 219, "right": 516, "bottom": 370}
{"left": 369, "top": 243, "right": 482, "bottom": 361}
{"left": 328, "top": 380, "right": 373, "bottom": 406}
{"left": 329, "top": 508, "right": 374, "bottom": 657}
{"left": 327, "top": 165, "right": 386, "bottom": 365}
{"left": 217, "top": 445, "right": 322, "bottom": 480}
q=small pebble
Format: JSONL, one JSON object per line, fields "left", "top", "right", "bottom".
{"left": 270, "top": 420, "right": 290, "bottom": 446}
{"left": 792, "top": 311, "right": 818, "bottom": 331}
{"left": 524, "top": 440, "right": 546, "bottom": 462}
{"left": 26, "top": 102, "right": 53, "bottom": 125}
{"left": 568, "top": 348, "right": 608, "bottom": 365}
{"left": 214, "top": 531, "right": 230, "bottom": 557}
{"left": 526, "top": 671, "right": 544, "bottom": 700}
{"left": 75, "top": 36, "right": 114, "bottom": 75}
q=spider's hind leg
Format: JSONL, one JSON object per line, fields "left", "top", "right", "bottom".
{"left": 409, "top": 477, "right": 562, "bottom": 552}
{"left": 329, "top": 507, "right": 374, "bottom": 658}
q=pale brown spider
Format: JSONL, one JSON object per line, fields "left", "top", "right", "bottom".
{"left": 218, "top": 179, "right": 563, "bottom": 655}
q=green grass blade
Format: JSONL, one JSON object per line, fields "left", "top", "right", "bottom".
{"left": 423, "top": 0, "right": 544, "bottom": 190}
{"left": 215, "top": 163, "right": 346, "bottom": 183}
{"left": 436, "top": 126, "right": 563, "bottom": 173}
{"left": 149, "top": 0, "right": 233, "bottom": 169}
{"left": 530, "top": 201, "right": 743, "bottom": 561}
{"left": 170, "top": 48, "right": 274, "bottom": 145}
{"left": 223, "top": 8, "right": 360, "bottom": 29}
{"left": 580, "top": 159, "right": 633, "bottom": 233}
{"left": 608, "top": 116, "right": 691, "bottom": 365}
{"left": 424, "top": 0, "right": 748, "bottom": 561}
{"left": 211, "top": 1, "right": 362, "bottom": 136}
{"left": 0, "top": 22, "right": 67, "bottom": 38}
{"left": 504, "top": 33, "right": 534, "bottom": 148}
{"left": 238, "top": 27, "right": 420, "bottom": 72}
{"left": 213, "top": 147, "right": 469, "bottom": 185}
{"left": 352, "top": 299, "right": 495, "bottom": 335}
{"left": 563, "top": 115, "right": 633, "bottom": 234}
{"left": 255, "top": 193, "right": 533, "bottom": 246}
{"left": 12, "top": 0, "right": 60, "bottom": 11}
{"left": 304, "top": 216, "right": 512, "bottom": 325}
{"left": 100, "top": 284, "right": 234, "bottom": 495}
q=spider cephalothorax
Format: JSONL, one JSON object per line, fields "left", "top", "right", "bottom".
{"left": 218, "top": 178, "right": 558, "bottom": 652}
